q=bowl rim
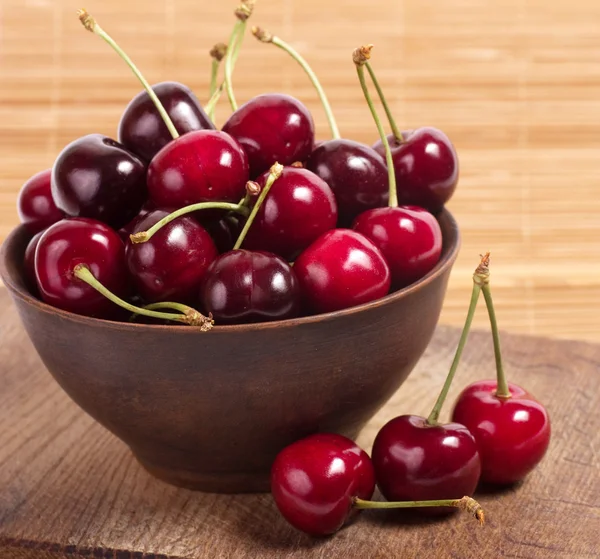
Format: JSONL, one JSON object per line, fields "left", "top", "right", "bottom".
{"left": 0, "top": 209, "right": 460, "bottom": 333}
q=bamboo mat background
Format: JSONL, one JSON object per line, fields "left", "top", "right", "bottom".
{"left": 0, "top": 0, "right": 599, "bottom": 342}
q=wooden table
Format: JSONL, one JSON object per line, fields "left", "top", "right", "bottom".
{"left": 1, "top": 288, "right": 598, "bottom": 558}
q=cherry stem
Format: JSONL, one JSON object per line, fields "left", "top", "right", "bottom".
{"left": 474, "top": 253, "right": 510, "bottom": 399}
{"left": 252, "top": 26, "right": 340, "bottom": 140}
{"left": 353, "top": 496, "right": 485, "bottom": 525}
{"left": 233, "top": 162, "right": 284, "bottom": 250}
{"left": 364, "top": 62, "right": 404, "bottom": 144}
{"left": 129, "top": 202, "right": 250, "bottom": 244}
{"left": 354, "top": 45, "right": 398, "bottom": 208}
{"left": 77, "top": 9, "right": 179, "bottom": 140}
{"left": 205, "top": 83, "right": 225, "bottom": 117}
{"left": 73, "top": 265, "right": 213, "bottom": 329}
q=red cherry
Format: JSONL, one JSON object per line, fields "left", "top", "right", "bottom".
{"left": 353, "top": 206, "right": 442, "bottom": 289}
{"left": 222, "top": 93, "right": 314, "bottom": 178}
{"left": 373, "top": 128, "right": 458, "bottom": 212}
{"left": 452, "top": 381, "right": 551, "bottom": 485}
{"left": 294, "top": 229, "right": 391, "bottom": 314}
{"left": 305, "top": 139, "right": 388, "bottom": 224}
{"left": 51, "top": 134, "right": 147, "bottom": 229}
{"left": 271, "top": 433, "right": 375, "bottom": 536}
{"left": 242, "top": 167, "right": 338, "bottom": 260}
{"left": 17, "top": 169, "right": 64, "bottom": 234}
{"left": 35, "top": 218, "right": 129, "bottom": 317}
{"left": 23, "top": 230, "right": 45, "bottom": 292}
{"left": 118, "top": 202, "right": 155, "bottom": 243}
{"left": 147, "top": 130, "right": 249, "bottom": 209}
{"left": 118, "top": 81, "right": 215, "bottom": 162}
{"left": 200, "top": 250, "right": 300, "bottom": 324}
{"left": 372, "top": 415, "right": 481, "bottom": 510}
{"left": 200, "top": 214, "right": 244, "bottom": 254}
{"left": 126, "top": 209, "right": 218, "bottom": 304}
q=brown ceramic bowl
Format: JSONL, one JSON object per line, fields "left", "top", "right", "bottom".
{"left": 0, "top": 210, "right": 459, "bottom": 493}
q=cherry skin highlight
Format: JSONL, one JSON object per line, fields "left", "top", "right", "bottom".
{"left": 271, "top": 433, "right": 376, "bottom": 536}
{"left": 353, "top": 206, "right": 442, "bottom": 289}
{"left": 222, "top": 93, "right": 315, "bottom": 178}
{"left": 242, "top": 167, "right": 338, "bottom": 260}
{"left": 34, "top": 218, "right": 129, "bottom": 318}
{"left": 452, "top": 381, "right": 551, "bottom": 485}
{"left": 119, "top": 81, "right": 215, "bottom": 162}
{"left": 294, "top": 229, "right": 391, "bottom": 314}
{"left": 200, "top": 250, "right": 300, "bottom": 324}
{"left": 17, "top": 169, "right": 63, "bottom": 234}
{"left": 147, "top": 130, "right": 249, "bottom": 209}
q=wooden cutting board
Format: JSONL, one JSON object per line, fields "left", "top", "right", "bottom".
{"left": 0, "top": 287, "right": 598, "bottom": 559}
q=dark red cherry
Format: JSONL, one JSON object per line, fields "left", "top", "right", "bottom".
{"left": 372, "top": 415, "right": 481, "bottom": 512}
{"left": 294, "top": 229, "right": 391, "bottom": 314}
{"left": 271, "top": 433, "right": 376, "bottom": 536}
{"left": 242, "top": 167, "right": 338, "bottom": 260}
{"left": 373, "top": 128, "right": 458, "bottom": 212}
{"left": 200, "top": 214, "right": 244, "bottom": 254}
{"left": 17, "top": 169, "right": 64, "bottom": 234}
{"left": 222, "top": 93, "right": 314, "bottom": 178}
{"left": 34, "top": 218, "right": 129, "bottom": 317}
{"left": 118, "top": 81, "right": 215, "bottom": 162}
{"left": 305, "top": 139, "right": 388, "bottom": 224}
{"left": 201, "top": 250, "right": 300, "bottom": 324}
{"left": 353, "top": 206, "right": 442, "bottom": 289}
{"left": 147, "top": 130, "right": 249, "bottom": 209}
{"left": 118, "top": 202, "right": 155, "bottom": 243}
{"left": 452, "top": 381, "right": 551, "bottom": 485}
{"left": 126, "top": 209, "right": 218, "bottom": 304}
{"left": 51, "top": 134, "right": 147, "bottom": 229}
{"left": 23, "top": 230, "right": 45, "bottom": 292}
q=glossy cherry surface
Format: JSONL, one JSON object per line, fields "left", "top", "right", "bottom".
{"left": 119, "top": 81, "right": 215, "bottom": 162}
{"left": 34, "top": 218, "right": 129, "bottom": 317}
{"left": 200, "top": 214, "right": 244, "bottom": 254}
{"left": 200, "top": 250, "right": 300, "bottom": 324}
{"left": 305, "top": 139, "right": 388, "bottom": 224}
{"left": 51, "top": 134, "right": 147, "bottom": 229}
{"left": 23, "top": 230, "right": 45, "bottom": 291}
{"left": 126, "top": 209, "right": 218, "bottom": 304}
{"left": 372, "top": 415, "right": 481, "bottom": 509}
{"left": 242, "top": 167, "right": 338, "bottom": 260}
{"left": 294, "top": 229, "right": 391, "bottom": 314}
{"left": 452, "top": 381, "right": 551, "bottom": 485}
{"left": 373, "top": 128, "right": 458, "bottom": 213}
{"left": 222, "top": 93, "right": 315, "bottom": 178}
{"left": 353, "top": 206, "right": 442, "bottom": 289}
{"left": 17, "top": 169, "right": 63, "bottom": 234}
{"left": 147, "top": 130, "right": 249, "bottom": 209}
{"left": 271, "top": 433, "right": 376, "bottom": 536}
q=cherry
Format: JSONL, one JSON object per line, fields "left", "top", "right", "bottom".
{"left": 51, "top": 134, "right": 147, "bottom": 229}
{"left": 372, "top": 128, "right": 458, "bottom": 213}
{"left": 451, "top": 254, "right": 551, "bottom": 484}
{"left": 118, "top": 202, "right": 154, "bottom": 243}
{"left": 16, "top": 169, "right": 63, "bottom": 234}
{"left": 294, "top": 229, "right": 391, "bottom": 314}
{"left": 305, "top": 140, "right": 388, "bottom": 225}
{"left": 353, "top": 206, "right": 442, "bottom": 289}
{"left": 271, "top": 433, "right": 376, "bottom": 536}
{"left": 147, "top": 130, "right": 249, "bottom": 209}
{"left": 200, "top": 249, "right": 300, "bottom": 324}
{"left": 200, "top": 214, "right": 244, "bottom": 254}
{"left": 119, "top": 81, "right": 215, "bottom": 163}
{"left": 126, "top": 209, "right": 218, "bottom": 304}
{"left": 222, "top": 93, "right": 315, "bottom": 178}
{"left": 241, "top": 167, "right": 338, "bottom": 260}
{"left": 23, "top": 230, "right": 45, "bottom": 292}
{"left": 34, "top": 218, "right": 130, "bottom": 318}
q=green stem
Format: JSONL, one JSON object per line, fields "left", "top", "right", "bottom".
{"left": 365, "top": 62, "right": 403, "bottom": 144}
{"left": 426, "top": 281, "right": 481, "bottom": 425}
{"left": 209, "top": 59, "right": 220, "bottom": 121}
{"left": 224, "top": 20, "right": 245, "bottom": 111}
{"left": 129, "top": 202, "right": 249, "bottom": 244}
{"left": 78, "top": 9, "right": 179, "bottom": 140}
{"left": 233, "top": 163, "right": 283, "bottom": 250}
{"left": 355, "top": 59, "right": 398, "bottom": 208}
{"left": 253, "top": 27, "right": 340, "bottom": 139}
{"left": 482, "top": 283, "right": 510, "bottom": 398}
{"left": 205, "top": 83, "right": 225, "bottom": 116}
{"left": 73, "top": 265, "right": 212, "bottom": 328}
{"left": 354, "top": 496, "right": 484, "bottom": 525}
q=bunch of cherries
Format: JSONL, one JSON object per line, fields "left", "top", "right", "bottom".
{"left": 17, "top": 5, "right": 455, "bottom": 327}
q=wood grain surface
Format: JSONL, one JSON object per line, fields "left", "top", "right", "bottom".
{"left": 1, "top": 0, "right": 600, "bottom": 343}
{"left": 1, "top": 289, "right": 599, "bottom": 559}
